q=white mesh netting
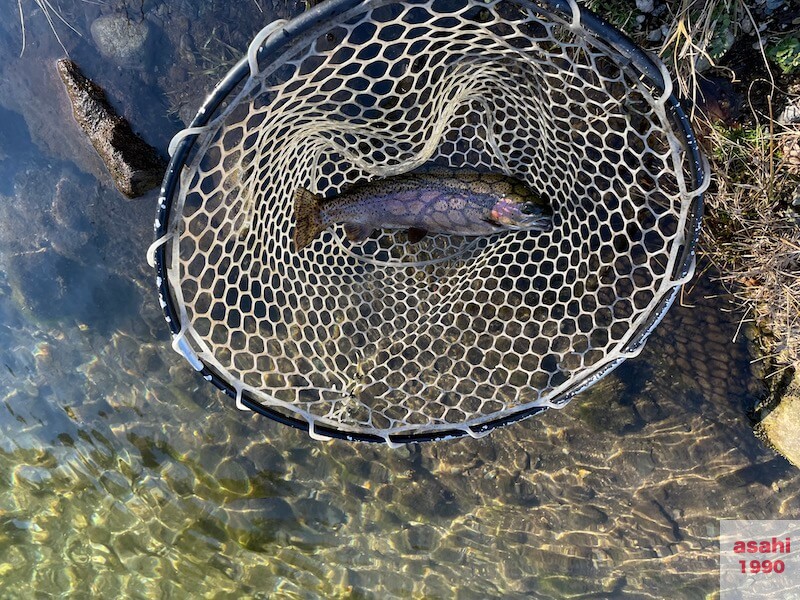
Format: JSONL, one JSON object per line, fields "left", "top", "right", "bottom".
{"left": 152, "top": 0, "right": 706, "bottom": 443}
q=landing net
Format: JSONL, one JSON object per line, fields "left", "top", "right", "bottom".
{"left": 150, "top": 0, "right": 707, "bottom": 444}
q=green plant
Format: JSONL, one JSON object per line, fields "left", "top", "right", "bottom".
{"left": 585, "top": 0, "right": 636, "bottom": 32}
{"left": 767, "top": 36, "right": 800, "bottom": 75}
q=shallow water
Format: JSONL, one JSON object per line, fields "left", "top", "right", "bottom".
{"left": 1, "top": 2, "right": 799, "bottom": 598}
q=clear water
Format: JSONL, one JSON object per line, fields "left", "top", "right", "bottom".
{"left": 1, "top": 2, "right": 798, "bottom": 598}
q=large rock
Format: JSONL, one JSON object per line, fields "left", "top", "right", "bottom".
{"left": 56, "top": 58, "right": 166, "bottom": 198}
{"left": 755, "top": 368, "right": 800, "bottom": 468}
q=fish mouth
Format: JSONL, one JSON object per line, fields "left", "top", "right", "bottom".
{"left": 509, "top": 218, "right": 554, "bottom": 232}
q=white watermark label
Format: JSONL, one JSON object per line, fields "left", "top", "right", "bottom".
{"left": 720, "top": 520, "right": 800, "bottom": 599}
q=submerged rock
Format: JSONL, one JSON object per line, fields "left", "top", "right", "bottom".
{"left": 90, "top": 15, "right": 152, "bottom": 68}
{"left": 56, "top": 58, "right": 166, "bottom": 198}
{"left": 223, "top": 497, "right": 298, "bottom": 550}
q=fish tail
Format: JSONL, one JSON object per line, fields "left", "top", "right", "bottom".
{"left": 293, "top": 187, "right": 326, "bottom": 251}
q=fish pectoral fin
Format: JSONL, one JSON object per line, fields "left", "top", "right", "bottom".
{"left": 407, "top": 227, "right": 428, "bottom": 243}
{"left": 343, "top": 223, "right": 372, "bottom": 243}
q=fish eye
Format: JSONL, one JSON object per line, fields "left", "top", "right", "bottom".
{"left": 520, "top": 202, "right": 538, "bottom": 215}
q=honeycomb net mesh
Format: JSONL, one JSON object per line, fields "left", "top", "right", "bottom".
{"left": 156, "top": 0, "right": 704, "bottom": 442}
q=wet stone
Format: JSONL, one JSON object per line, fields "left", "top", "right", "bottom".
{"left": 395, "top": 523, "right": 440, "bottom": 554}
{"left": 56, "top": 59, "right": 166, "bottom": 198}
{"left": 12, "top": 465, "right": 53, "bottom": 490}
{"left": 91, "top": 15, "right": 152, "bottom": 68}
{"left": 294, "top": 497, "right": 347, "bottom": 530}
{"left": 214, "top": 457, "right": 254, "bottom": 495}
{"left": 223, "top": 497, "right": 297, "bottom": 550}
{"left": 756, "top": 376, "right": 800, "bottom": 468}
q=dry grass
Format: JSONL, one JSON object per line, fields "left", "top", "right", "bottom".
{"left": 660, "top": 0, "right": 744, "bottom": 97}
{"left": 633, "top": 0, "right": 800, "bottom": 372}
{"left": 698, "top": 112, "right": 800, "bottom": 369}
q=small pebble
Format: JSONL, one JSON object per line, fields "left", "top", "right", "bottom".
{"left": 647, "top": 29, "right": 663, "bottom": 42}
{"left": 765, "top": 0, "right": 785, "bottom": 14}
{"left": 778, "top": 100, "right": 800, "bottom": 125}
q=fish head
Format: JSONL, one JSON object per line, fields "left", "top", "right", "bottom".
{"left": 489, "top": 193, "right": 553, "bottom": 231}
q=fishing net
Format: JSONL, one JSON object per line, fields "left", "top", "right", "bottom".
{"left": 150, "top": 0, "right": 707, "bottom": 444}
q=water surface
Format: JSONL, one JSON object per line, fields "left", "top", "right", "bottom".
{"left": 0, "top": 2, "right": 798, "bottom": 598}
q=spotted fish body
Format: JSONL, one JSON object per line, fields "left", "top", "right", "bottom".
{"left": 293, "top": 171, "right": 553, "bottom": 251}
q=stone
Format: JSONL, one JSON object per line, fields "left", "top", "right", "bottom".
{"left": 755, "top": 370, "right": 800, "bottom": 468}
{"left": 223, "top": 497, "right": 298, "bottom": 550}
{"left": 778, "top": 99, "right": 800, "bottom": 125}
{"left": 90, "top": 15, "right": 151, "bottom": 67}
{"left": 56, "top": 58, "right": 166, "bottom": 198}
{"left": 294, "top": 497, "right": 347, "bottom": 530}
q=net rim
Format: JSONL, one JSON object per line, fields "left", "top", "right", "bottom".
{"left": 152, "top": 0, "right": 706, "bottom": 444}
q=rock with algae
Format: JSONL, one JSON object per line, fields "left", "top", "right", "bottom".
{"left": 56, "top": 58, "right": 166, "bottom": 198}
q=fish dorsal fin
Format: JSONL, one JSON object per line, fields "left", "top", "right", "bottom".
{"left": 407, "top": 227, "right": 428, "bottom": 243}
{"left": 343, "top": 223, "right": 372, "bottom": 243}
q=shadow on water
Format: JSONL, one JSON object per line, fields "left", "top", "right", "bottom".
{"left": 0, "top": 2, "right": 798, "bottom": 598}
{"left": 7, "top": 250, "right": 141, "bottom": 336}
{"left": 0, "top": 106, "right": 37, "bottom": 196}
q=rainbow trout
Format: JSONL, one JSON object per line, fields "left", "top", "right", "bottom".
{"left": 292, "top": 171, "right": 552, "bottom": 251}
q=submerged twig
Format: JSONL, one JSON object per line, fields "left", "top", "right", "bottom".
{"left": 16, "top": 0, "right": 85, "bottom": 57}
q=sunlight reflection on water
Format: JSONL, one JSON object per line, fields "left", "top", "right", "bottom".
{"left": 0, "top": 2, "right": 798, "bottom": 598}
